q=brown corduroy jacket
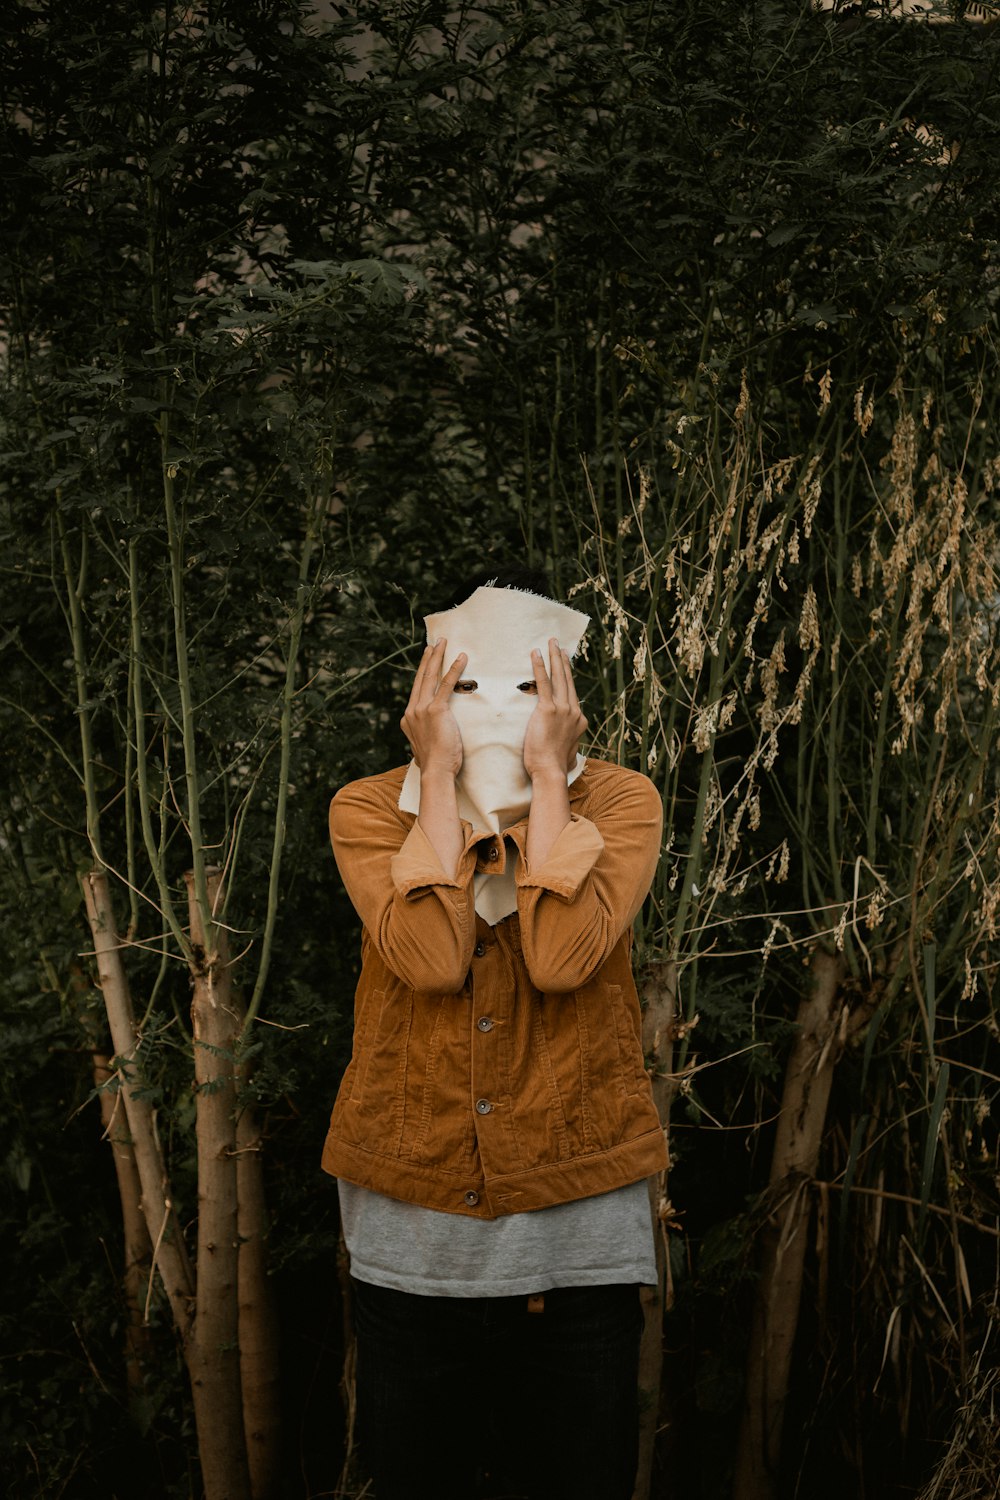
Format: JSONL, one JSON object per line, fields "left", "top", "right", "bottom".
{"left": 321, "top": 758, "right": 668, "bottom": 1218}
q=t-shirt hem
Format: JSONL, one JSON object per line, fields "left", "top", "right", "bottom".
{"left": 346, "top": 1261, "right": 658, "bottom": 1299}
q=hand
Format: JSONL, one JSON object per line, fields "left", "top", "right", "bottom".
{"left": 522, "top": 638, "right": 588, "bottom": 781}
{"left": 400, "top": 639, "right": 467, "bottom": 778}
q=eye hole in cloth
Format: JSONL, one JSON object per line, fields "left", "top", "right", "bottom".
{"left": 516, "top": 680, "right": 538, "bottom": 694}
{"left": 453, "top": 680, "right": 478, "bottom": 693}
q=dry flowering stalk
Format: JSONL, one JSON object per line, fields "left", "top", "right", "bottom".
{"left": 818, "top": 367, "right": 833, "bottom": 408}
{"left": 577, "top": 373, "right": 997, "bottom": 1035}
{"left": 758, "top": 632, "right": 787, "bottom": 734}
{"left": 799, "top": 455, "right": 822, "bottom": 539}
{"left": 855, "top": 384, "right": 875, "bottom": 436}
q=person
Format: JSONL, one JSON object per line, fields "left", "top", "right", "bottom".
{"left": 322, "top": 571, "right": 667, "bottom": 1500}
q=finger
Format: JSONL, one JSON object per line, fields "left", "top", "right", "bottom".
{"left": 436, "top": 647, "right": 468, "bottom": 697}
{"left": 562, "top": 649, "right": 581, "bottom": 710}
{"left": 406, "top": 645, "right": 433, "bottom": 710}
{"left": 548, "top": 638, "right": 568, "bottom": 705}
{"left": 419, "top": 639, "right": 449, "bottom": 703}
{"left": 531, "top": 646, "right": 553, "bottom": 701}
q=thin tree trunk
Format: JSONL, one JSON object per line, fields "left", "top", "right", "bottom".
{"left": 93, "top": 1051, "right": 154, "bottom": 1398}
{"left": 732, "top": 946, "right": 850, "bottom": 1500}
{"left": 82, "top": 870, "right": 194, "bottom": 1335}
{"left": 633, "top": 958, "right": 678, "bottom": 1500}
{"left": 235, "top": 1063, "right": 282, "bottom": 1500}
{"left": 186, "top": 868, "right": 252, "bottom": 1500}
{"left": 336, "top": 1224, "right": 360, "bottom": 1498}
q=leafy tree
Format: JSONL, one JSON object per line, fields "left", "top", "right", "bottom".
{"left": 2, "top": 3, "right": 999, "bottom": 1497}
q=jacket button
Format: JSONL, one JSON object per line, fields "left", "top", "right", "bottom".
{"left": 475, "top": 1098, "right": 493, "bottom": 1115}
{"left": 474, "top": 941, "right": 486, "bottom": 957}
{"left": 487, "top": 846, "right": 499, "bottom": 861}
{"left": 464, "top": 1190, "right": 480, "bottom": 1207}
{"left": 477, "top": 1016, "right": 494, "bottom": 1033}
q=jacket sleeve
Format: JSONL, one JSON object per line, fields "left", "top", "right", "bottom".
{"left": 329, "top": 777, "right": 478, "bottom": 993}
{"left": 513, "top": 768, "right": 662, "bottom": 992}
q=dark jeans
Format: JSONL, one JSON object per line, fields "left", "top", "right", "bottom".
{"left": 351, "top": 1277, "right": 644, "bottom": 1500}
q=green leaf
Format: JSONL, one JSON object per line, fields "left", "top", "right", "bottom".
{"left": 918, "top": 1063, "right": 950, "bottom": 1237}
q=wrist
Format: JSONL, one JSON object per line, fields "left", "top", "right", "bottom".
{"left": 528, "top": 762, "right": 568, "bottom": 787}
{"left": 419, "top": 762, "right": 459, "bottom": 786}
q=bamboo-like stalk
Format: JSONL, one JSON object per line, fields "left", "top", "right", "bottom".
{"left": 668, "top": 662, "right": 724, "bottom": 963}
{"left": 82, "top": 870, "right": 195, "bottom": 1334}
{"left": 244, "top": 479, "right": 328, "bottom": 1029}
{"left": 235, "top": 1100, "right": 282, "bottom": 1500}
{"left": 92, "top": 1052, "right": 153, "bottom": 1396}
{"left": 827, "top": 455, "right": 849, "bottom": 925}
{"left": 732, "top": 947, "right": 853, "bottom": 1500}
{"left": 167, "top": 473, "right": 212, "bottom": 936}
{"left": 230, "top": 1024, "right": 282, "bottom": 1500}
{"left": 186, "top": 867, "right": 252, "bottom": 1500}
{"left": 336, "top": 1227, "right": 360, "bottom": 1498}
{"left": 128, "top": 534, "right": 190, "bottom": 956}
{"left": 633, "top": 959, "right": 678, "bottom": 1500}
{"left": 57, "top": 512, "right": 103, "bottom": 865}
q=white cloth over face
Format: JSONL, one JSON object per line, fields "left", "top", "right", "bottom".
{"left": 398, "top": 585, "right": 590, "bottom": 924}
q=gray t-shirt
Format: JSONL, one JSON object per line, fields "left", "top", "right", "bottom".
{"left": 338, "top": 1177, "right": 658, "bottom": 1298}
